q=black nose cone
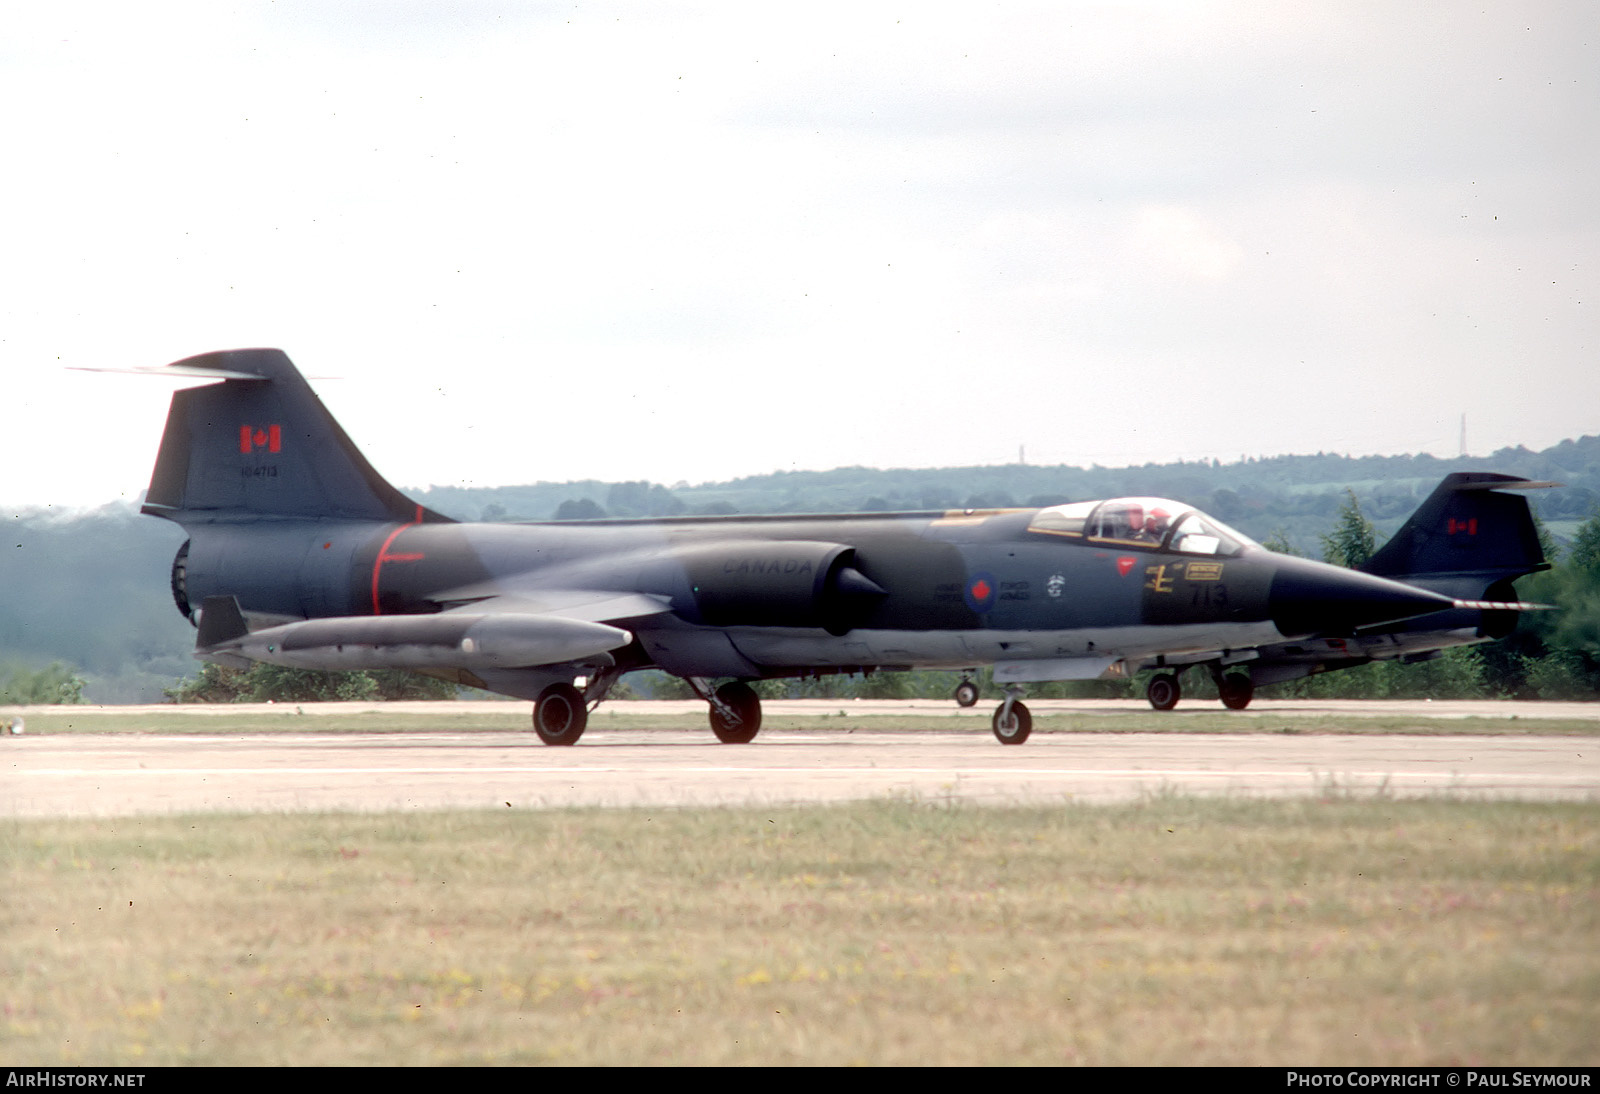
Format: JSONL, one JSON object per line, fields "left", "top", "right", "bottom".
{"left": 1268, "top": 555, "right": 1456, "bottom": 638}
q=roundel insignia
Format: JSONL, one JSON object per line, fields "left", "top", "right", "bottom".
{"left": 964, "top": 571, "right": 998, "bottom": 613}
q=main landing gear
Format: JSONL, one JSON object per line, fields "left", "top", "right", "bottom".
{"left": 1143, "top": 668, "right": 1256, "bottom": 712}
{"left": 533, "top": 682, "right": 587, "bottom": 745}
{"left": 690, "top": 678, "right": 763, "bottom": 743}
{"left": 533, "top": 668, "right": 625, "bottom": 746}
{"left": 534, "top": 675, "right": 767, "bottom": 745}
{"left": 1146, "top": 673, "right": 1181, "bottom": 711}
{"left": 707, "top": 681, "right": 762, "bottom": 744}
{"left": 1217, "top": 674, "right": 1255, "bottom": 710}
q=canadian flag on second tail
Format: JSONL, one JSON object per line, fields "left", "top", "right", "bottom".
{"left": 240, "top": 425, "right": 281, "bottom": 454}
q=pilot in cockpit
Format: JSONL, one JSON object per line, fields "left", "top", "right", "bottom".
{"left": 1142, "top": 508, "right": 1171, "bottom": 543}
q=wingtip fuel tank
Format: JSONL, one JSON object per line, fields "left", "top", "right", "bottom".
{"left": 198, "top": 603, "right": 633, "bottom": 673}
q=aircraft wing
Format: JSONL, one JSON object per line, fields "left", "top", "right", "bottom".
{"left": 425, "top": 586, "right": 674, "bottom": 625}
{"left": 992, "top": 657, "right": 1127, "bottom": 683}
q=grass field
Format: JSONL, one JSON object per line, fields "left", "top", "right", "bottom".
{"left": 4, "top": 799, "right": 1597, "bottom": 1066}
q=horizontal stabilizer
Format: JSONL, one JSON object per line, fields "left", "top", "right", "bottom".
{"left": 1448, "top": 480, "right": 1562, "bottom": 492}
{"left": 72, "top": 363, "right": 269, "bottom": 380}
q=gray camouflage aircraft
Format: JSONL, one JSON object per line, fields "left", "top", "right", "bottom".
{"left": 1131, "top": 473, "right": 1556, "bottom": 711}
{"left": 135, "top": 349, "right": 1551, "bottom": 744}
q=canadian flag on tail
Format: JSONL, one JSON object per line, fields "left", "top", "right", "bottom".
{"left": 240, "top": 424, "right": 281, "bottom": 454}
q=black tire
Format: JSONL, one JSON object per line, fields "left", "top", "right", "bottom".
{"left": 1218, "top": 675, "right": 1254, "bottom": 711}
{"left": 1147, "top": 674, "right": 1181, "bottom": 712}
{"left": 533, "top": 682, "right": 587, "bottom": 745}
{"left": 991, "top": 699, "right": 1032, "bottom": 745}
{"left": 710, "top": 681, "right": 762, "bottom": 744}
{"left": 953, "top": 681, "right": 980, "bottom": 708}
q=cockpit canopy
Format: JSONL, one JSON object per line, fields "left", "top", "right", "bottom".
{"left": 1027, "top": 497, "right": 1259, "bottom": 557}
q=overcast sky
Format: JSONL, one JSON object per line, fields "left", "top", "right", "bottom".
{"left": 4, "top": 1, "right": 1595, "bottom": 512}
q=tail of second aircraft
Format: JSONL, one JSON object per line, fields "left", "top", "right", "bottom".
{"left": 1360, "top": 472, "right": 1555, "bottom": 592}
{"left": 141, "top": 349, "right": 450, "bottom": 526}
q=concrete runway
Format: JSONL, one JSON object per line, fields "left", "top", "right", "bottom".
{"left": 12, "top": 696, "right": 1600, "bottom": 720}
{"left": 3, "top": 701, "right": 1597, "bottom": 816}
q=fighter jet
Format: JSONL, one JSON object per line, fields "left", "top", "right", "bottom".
{"left": 136, "top": 349, "right": 1549, "bottom": 745}
{"left": 1126, "top": 473, "right": 1557, "bottom": 711}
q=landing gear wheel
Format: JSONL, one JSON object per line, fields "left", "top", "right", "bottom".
{"left": 953, "top": 680, "right": 980, "bottom": 708}
{"left": 709, "top": 681, "right": 762, "bottom": 744}
{"left": 1218, "top": 675, "right": 1254, "bottom": 711}
{"left": 533, "top": 682, "right": 587, "bottom": 745}
{"left": 992, "top": 699, "right": 1032, "bottom": 745}
{"left": 1146, "top": 674, "right": 1181, "bottom": 712}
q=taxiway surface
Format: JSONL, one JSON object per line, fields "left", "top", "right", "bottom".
{"left": 4, "top": 720, "right": 1596, "bottom": 817}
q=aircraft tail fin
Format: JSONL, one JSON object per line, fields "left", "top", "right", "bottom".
{"left": 1360, "top": 473, "right": 1556, "bottom": 584}
{"left": 140, "top": 349, "right": 451, "bottom": 526}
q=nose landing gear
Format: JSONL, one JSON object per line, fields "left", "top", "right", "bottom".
{"left": 953, "top": 677, "right": 980, "bottom": 707}
{"left": 991, "top": 686, "right": 1032, "bottom": 745}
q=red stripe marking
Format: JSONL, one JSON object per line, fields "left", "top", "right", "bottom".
{"left": 370, "top": 505, "right": 428, "bottom": 615}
